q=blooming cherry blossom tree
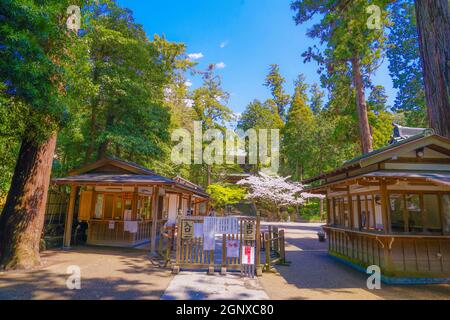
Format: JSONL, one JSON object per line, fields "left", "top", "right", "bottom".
{"left": 237, "top": 172, "right": 324, "bottom": 219}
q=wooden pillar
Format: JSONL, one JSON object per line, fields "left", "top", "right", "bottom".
{"left": 63, "top": 185, "right": 77, "bottom": 248}
{"left": 356, "top": 195, "right": 362, "bottom": 230}
{"left": 187, "top": 194, "right": 192, "bottom": 215}
{"left": 206, "top": 200, "right": 211, "bottom": 217}
{"left": 347, "top": 186, "right": 354, "bottom": 229}
{"left": 255, "top": 216, "right": 262, "bottom": 276}
{"left": 326, "top": 192, "right": 331, "bottom": 225}
{"left": 319, "top": 198, "right": 324, "bottom": 221}
{"left": 177, "top": 193, "right": 183, "bottom": 216}
{"left": 150, "top": 186, "right": 160, "bottom": 254}
{"left": 131, "top": 186, "right": 138, "bottom": 220}
{"left": 380, "top": 181, "right": 390, "bottom": 234}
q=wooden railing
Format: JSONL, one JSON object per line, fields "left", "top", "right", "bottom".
{"left": 171, "top": 216, "right": 262, "bottom": 275}
{"left": 87, "top": 219, "right": 152, "bottom": 246}
{"left": 158, "top": 224, "right": 176, "bottom": 266}
{"left": 261, "top": 226, "right": 287, "bottom": 271}
{"left": 324, "top": 226, "right": 450, "bottom": 276}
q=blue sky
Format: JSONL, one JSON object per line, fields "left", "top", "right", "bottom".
{"left": 118, "top": 0, "right": 396, "bottom": 114}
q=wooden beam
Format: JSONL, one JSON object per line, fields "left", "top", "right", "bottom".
{"left": 131, "top": 186, "right": 138, "bottom": 220}
{"left": 347, "top": 186, "right": 354, "bottom": 229}
{"left": 387, "top": 157, "right": 450, "bottom": 164}
{"left": 428, "top": 144, "right": 450, "bottom": 157}
{"left": 63, "top": 185, "right": 78, "bottom": 248}
{"left": 380, "top": 181, "right": 390, "bottom": 234}
{"left": 187, "top": 194, "right": 192, "bottom": 215}
{"left": 177, "top": 192, "right": 183, "bottom": 216}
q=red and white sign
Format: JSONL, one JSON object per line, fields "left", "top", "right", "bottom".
{"left": 241, "top": 246, "right": 255, "bottom": 265}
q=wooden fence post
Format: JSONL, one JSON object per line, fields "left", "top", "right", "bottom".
{"left": 221, "top": 234, "right": 227, "bottom": 275}
{"left": 273, "top": 227, "right": 279, "bottom": 253}
{"left": 158, "top": 225, "right": 164, "bottom": 256}
{"left": 173, "top": 217, "right": 181, "bottom": 274}
{"left": 165, "top": 231, "right": 172, "bottom": 267}
{"left": 264, "top": 232, "right": 270, "bottom": 271}
{"left": 256, "top": 216, "right": 262, "bottom": 276}
{"left": 268, "top": 226, "right": 273, "bottom": 251}
{"left": 279, "top": 230, "right": 285, "bottom": 264}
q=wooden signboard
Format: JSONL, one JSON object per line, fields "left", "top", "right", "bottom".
{"left": 182, "top": 220, "right": 194, "bottom": 239}
{"left": 243, "top": 221, "right": 256, "bottom": 240}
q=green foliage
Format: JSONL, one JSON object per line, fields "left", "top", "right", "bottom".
{"left": 264, "top": 64, "right": 290, "bottom": 121}
{"left": 55, "top": 0, "right": 173, "bottom": 174}
{"left": 386, "top": 0, "right": 427, "bottom": 127}
{"left": 283, "top": 74, "right": 315, "bottom": 180}
{"left": 309, "top": 83, "right": 325, "bottom": 114}
{"left": 192, "top": 66, "right": 233, "bottom": 131}
{"left": 0, "top": 0, "right": 77, "bottom": 140}
{"left": 205, "top": 183, "right": 247, "bottom": 209}
{"left": 0, "top": 0, "right": 89, "bottom": 193}
{"left": 238, "top": 99, "right": 283, "bottom": 131}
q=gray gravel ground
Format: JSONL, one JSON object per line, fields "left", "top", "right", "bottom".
{"left": 0, "top": 246, "right": 172, "bottom": 300}
{"left": 259, "top": 222, "right": 450, "bottom": 300}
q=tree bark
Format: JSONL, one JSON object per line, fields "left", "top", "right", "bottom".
{"left": 206, "top": 165, "right": 211, "bottom": 186}
{"left": 415, "top": 0, "right": 450, "bottom": 137}
{"left": 351, "top": 57, "right": 373, "bottom": 154}
{"left": 97, "top": 110, "right": 114, "bottom": 160}
{"left": 0, "top": 132, "right": 57, "bottom": 270}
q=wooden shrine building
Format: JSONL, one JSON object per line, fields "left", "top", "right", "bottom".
{"left": 303, "top": 125, "right": 450, "bottom": 281}
{"left": 52, "top": 158, "right": 209, "bottom": 252}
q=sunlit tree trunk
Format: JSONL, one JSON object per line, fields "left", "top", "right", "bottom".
{"left": 352, "top": 57, "right": 373, "bottom": 154}
{"left": 0, "top": 133, "right": 57, "bottom": 270}
{"left": 415, "top": 0, "right": 450, "bottom": 137}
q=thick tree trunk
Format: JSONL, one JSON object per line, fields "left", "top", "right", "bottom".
{"left": 415, "top": 0, "right": 450, "bottom": 137}
{"left": 351, "top": 58, "right": 373, "bottom": 154}
{"left": 0, "top": 132, "right": 57, "bottom": 270}
{"left": 97, "top": 111, "right": 114, "bottom": 160}
{"left": 206, "top": 165, "right": 211, "bottom": 186}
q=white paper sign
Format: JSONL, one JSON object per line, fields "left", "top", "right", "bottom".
{"left": 124, "top": 221, "right": 138, "bottom": 233}
{"left": 203, "top": 216, "right": 239, "bottom": 235}
{"left": 124, "top": 209, "right": 132, "bottom": 221}
{"left": 241, "top": 246, "right": 255, "bottom": 265}
{"left": 203, "top": 234, "right": 215, "bottom": 251}
{"left": 108, "top": 221, "right": 115, "bottom": 229}
{"left": 194, "top": 223, "right": 203, "bottom": 238}
{"left": 226, "top": 240, "right": 240, "bottom": 258}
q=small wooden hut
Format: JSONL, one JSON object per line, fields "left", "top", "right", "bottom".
{"left": 53, "top": 158, "right": 209, "bottom": 251}
{"left": 304, "top": 126, "right": 450, "bottom": 282}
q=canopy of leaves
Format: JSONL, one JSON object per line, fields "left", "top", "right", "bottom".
{"left": 386, "top": 0, "right": 427, "bottom": 127}
{"left": 205, "top": 183, "right": 247, "bottom": 209}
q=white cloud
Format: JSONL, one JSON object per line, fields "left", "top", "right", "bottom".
{"left": 215, "top": 62, "right": 226, "bottom": 69}
{"left": 220, "top": 41, "right": 228, "bottom": 48}
{"left": 185, "top": 80, "right": 193, "bottom": 87}
{"left": 187, "top": 52, "right": 204, "bottom": 60}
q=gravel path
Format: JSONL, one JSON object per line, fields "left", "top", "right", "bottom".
{"left": 259, "top": 222, "right": 450, "bottom": 300}
{"left": 0, "top": 246, "right": 172, "bottom": 300}
{"left": 162, "top": 272, "right": 269, "bottom": 300}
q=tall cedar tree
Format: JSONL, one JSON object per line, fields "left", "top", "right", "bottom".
{"left": 386, "top": 0, "right": 427, "bottom": 127}
{"left": 414, "top": 0, "right": 450, "bottom": 137}
{"left": 0, "top": 0, "right": 82, "bottom": 269}
{"left": 264, "top": 64, "right": 290, "bottom": 122}
{"left": 283, "top": 74, "right": 315, "bottom": 181}
{"left": 291, "top": 0, "right": 390, "bottom": 154}
{"left": 81, "top": 1, "right": 170, "bottom": 164}
{"left": 191, "top": 65, "right": 233, "bottom": 186}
